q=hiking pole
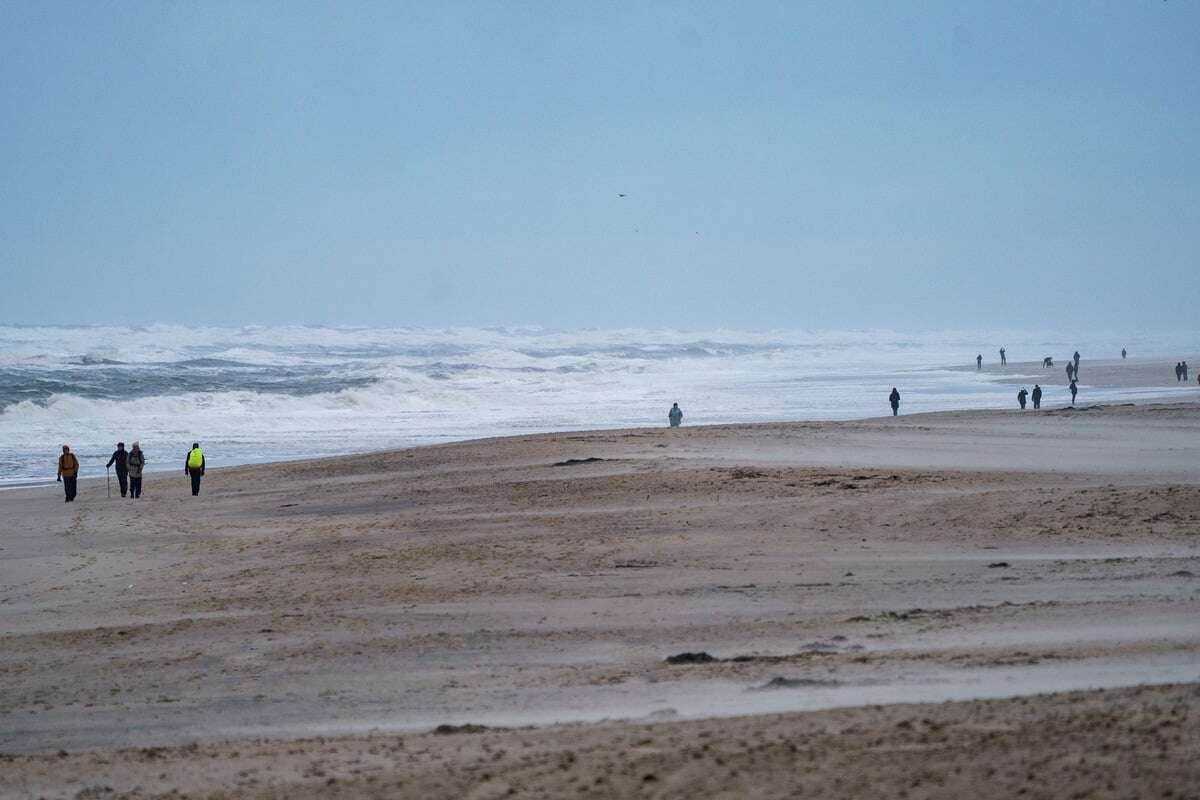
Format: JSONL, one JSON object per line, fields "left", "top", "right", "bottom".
{"left": 106, "top": 466, "right": 111, "bottom": 498}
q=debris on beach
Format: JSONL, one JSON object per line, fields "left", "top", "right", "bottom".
{"left": 751, "top": 677, "right": 840, "bottom": 691}
{"left": 432, "top": 723, "right": 502, "bottom": 735}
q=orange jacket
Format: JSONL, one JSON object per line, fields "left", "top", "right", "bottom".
{"left": 58, "top": 453, "right": 79, "bottom": 478}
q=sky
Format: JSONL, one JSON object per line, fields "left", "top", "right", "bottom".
{"left": 1, "top": 1, "right": 1197, "bottom": 330}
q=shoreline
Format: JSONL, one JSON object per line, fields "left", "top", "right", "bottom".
{"left": 5, "top": 388, "right": 1198, "bottom": 491}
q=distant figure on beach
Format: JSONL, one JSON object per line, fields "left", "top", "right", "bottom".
{"left": 1065, "top": 362, "right": 1074, "bottom": 382}
{"left": 889, "top": 387, "right": 900, "bottom": 416}
{"left": 1017, "top": 388, "right": 1028, "bottom": 410}
{"left": 127, "top": 442, "right": 145, "bottom": 499}
{"left": 56, "top": 445, "right": 79, "bottom": 502}
{"left": 1073, "top": 351, "right": 1081, "bottom": 374}
{"left": 1176, "top": 362, "right": 1183, "bottom": 382}
{"left": 668, "top": 403, "right": 683, "bottom": 428}
{"left": 1032, "top": 384, "right": 1042, "bottom": 410}
{"left": 976, "top": 354, "right": 982, "bottom": 370}
{"left": 1184, "top": 361, "right": 1190, "bottom": 382}
{"left": 999, "top": 347, "right": 1006, "bottom": 366}
{"left": 106, "top": 442, "right": 129, "bottom": 498}
{"left": 1070, "top": 380, "right": 1078, "bottom": 405}
{"left": 1042, "top": 357, "right": 1054, "bottom": 368}
{"left": 185, "top": 442, "right": 205, "bottom": 496}
{"left": 1121, "top": 348, "right": 1127, "bottom": 359}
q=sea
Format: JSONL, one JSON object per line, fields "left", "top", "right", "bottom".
{"left": 1, "top": 325, "right": 1196, "bottom": 486}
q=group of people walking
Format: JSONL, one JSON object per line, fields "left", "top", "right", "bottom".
{"left": 104, "top": 441, "right": 146, "bottom": 498}
{"left": 54, "top": 442, "right": 206, "bottom": 502}
{"left": 1022, "top": 350, "right": 1082, "bottom": 410}
{"left": 1176, "top": 361, "right": 1190, "bottom": 382}
{"left": 1016, "top": 381, "right": 1077, "bottom": 409}
{"left": 892, "top": 347, "right": 1107, "bottom": 417}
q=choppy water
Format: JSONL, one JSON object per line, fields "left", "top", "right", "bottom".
{"left": 1, "top": 325, "right": 1195, "bottom": 485}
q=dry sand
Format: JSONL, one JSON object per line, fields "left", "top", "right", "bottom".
{"left": 2, "top": 403, "right": 1199, "bottom": 798}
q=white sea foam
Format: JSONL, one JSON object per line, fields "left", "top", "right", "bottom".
{"left": 1, "top": 325, "right": 1196, "bottom": 484}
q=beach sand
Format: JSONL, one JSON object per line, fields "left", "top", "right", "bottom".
{"left": 2, "top": 403, "right": 1199, "bottom": 798}
{"left": 965, "top": 355, "right": 1200, "bottom": 394}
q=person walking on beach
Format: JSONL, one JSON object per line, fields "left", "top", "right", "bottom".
{"left": 185, "top": 442, "right": 205, "bottom": 496}
{"left": 1032, "top": 384, "right": 1042, "bottom": 410}
{"left": 976, "top": 354, "right": 983, "bottom": 370}
{"left": 1184, "top": 361, "right": 1190, "bottom": 382}
{"left": 889, "top": 387, "right": 901, "bottom": 416}
{"left": 57, "top": 445, "right": 79, "bottom": 502}
{"left": 106, "top": 442, "right": 129, "bottom": 498}
{"left": 1073, "top": 351, "right": 1081, "bottom": 376}
{"left": 1066, "top": 362, "right": 1074, "bottom": 382}
{"left": 1176, "top": 362, "right": 1183, "bottom": 382}
{"left": 1070, "top": 380, "right": 1078, "bottom": 405}
{"left": 999, "top": 347, "right": 1006, "bottom": 366}
{"left": 668, "top": 402, "right": 683, "bottom": 427}
{"left": 1017, "top": 388, "right": 1028, "bottom": 410}
{"left": 1121, "top": 348, "right": 1127, "bottom": 359}
{"left": 127, "top": 442, "right": 145, "bottom": 499}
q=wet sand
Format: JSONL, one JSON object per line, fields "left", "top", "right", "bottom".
{"left": 2, "top": 403, "right": 1199, "bottom": 797}
{"left": 967, "top": 355, "right": 1200, "bottom": 396}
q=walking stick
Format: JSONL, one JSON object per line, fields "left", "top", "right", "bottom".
{"left": 106, "top": 466, "right": 111, "bottom": 498}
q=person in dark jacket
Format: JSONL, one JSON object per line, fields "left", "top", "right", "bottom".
{"left": 106, "top": 442, "right": 129, "bottom": 497}
{"left": 185, "top": 442, "right": 205, "bottom": 496}
{"left": 1031, "top": 384, "right": 1042, "bottom": 410}
{"left": 889, "top": 387, "right": 900, "bottom": 416}
{"left": 668, "top": 403, "right": 683, "bottom": 427}
{"left": 976, "top": 354, "right": 982, "bottom": 370}
{"left": 1017, "top": 388, "right": 1028, "bottom": 410}
{"left": 999, "top": 347, "right": 1006, "bottom": 366}
{"left": 1070, "top": 380, "right": 1078, "bottom": 405}
{"left": 127, "top": 442, "right": 145, "bottom": 499}
{"left": 1176, "top": 362, "right": 1183, "bottom": 382}
{"left": 1184, "top": 361, "right": 1190, "bottom": 382}
{"left": 57, "top": 445, "right": 79, "bottom": 502}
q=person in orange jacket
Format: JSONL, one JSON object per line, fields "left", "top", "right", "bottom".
{"left": 57, "top": 445, "right": 80, "bottom": 502}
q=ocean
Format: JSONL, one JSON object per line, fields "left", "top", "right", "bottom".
{"left": 1, "top": 325, "right": 1195, "bottom": 486}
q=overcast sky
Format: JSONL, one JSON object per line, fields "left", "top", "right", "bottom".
{"left": 2, "top": 2, "right": 1197, "bottom": 329}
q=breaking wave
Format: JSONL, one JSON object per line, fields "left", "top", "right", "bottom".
{"left": 1, "top": 324, "right": 1195, "bottom": 484}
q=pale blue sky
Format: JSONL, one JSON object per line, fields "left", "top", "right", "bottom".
{"left": 2, "top": 2, "right": 1197, "bottom": 328}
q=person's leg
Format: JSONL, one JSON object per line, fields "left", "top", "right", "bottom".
{"left": 65, "top": 476, "right": 76, "bottom": 501}
{"left": 191, "top": 472, "right": 201, "bottom": 495}
{"left": 117, "top": 471, "right": 128, "bottom": 497}
{"left": 131, "top": 477, "right": 141, "bottom": 498}
{"left": 63, "top": 477, "right": 70, "bottom": 501}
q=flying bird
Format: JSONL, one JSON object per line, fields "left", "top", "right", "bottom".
{"left": 618, "top": 193, "right": 626, "bottom": 197}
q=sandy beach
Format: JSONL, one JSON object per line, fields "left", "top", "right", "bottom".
{"left": 2, "top": 403, "right": 1199, "bottom": 798}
